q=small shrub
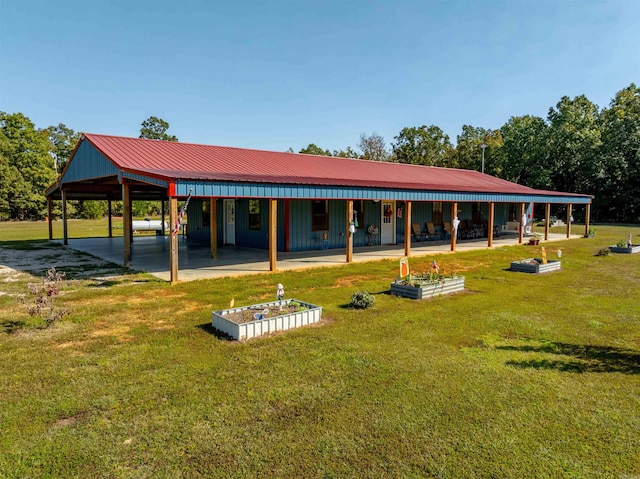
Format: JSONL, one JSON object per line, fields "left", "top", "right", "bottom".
{"left": 350, "top": 291, "right": 375, "bottom": 309}
{"left": 22, "top": 267, "right": 69, "bottom": 328}
{"left": 616, "top": 239, "right": 627, "bottom": 248}
{"left": 596, "top": 247, "right": 610, "bottom": 256}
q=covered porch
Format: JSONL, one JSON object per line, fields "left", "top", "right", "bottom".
{"left": 58, "top": 230, "right": 578, "bottom": 282}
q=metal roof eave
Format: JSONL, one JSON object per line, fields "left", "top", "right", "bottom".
{"left": 173, "top": 180, "right": 592, "bottom": 204}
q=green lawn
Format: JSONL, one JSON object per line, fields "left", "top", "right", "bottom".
{"left": 1, "top": 222, "right": 639, "bottom": 478}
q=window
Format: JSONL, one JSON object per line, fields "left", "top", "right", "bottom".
{"left": 202, "top": 200, "right": 210, "bottom": 227}
{"left": 432, "top": 202, "right": 443, "bottom": 225}
{"left": 249, "top": 199, "right": 261, "bottom": 230}
{"left": 312, "top": 200, "right": 329, "bottom": 231}
{"left": 354, "top": 200, "right": 365, "bottom": 229}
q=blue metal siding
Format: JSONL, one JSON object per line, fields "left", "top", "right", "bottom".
{"left": 288, "top": 200, "right": 311, "bottom": 252}
{"left": 122, "top": 171, "right": 168, "bottom": 187}
{"left": 352, "top": 201, "right": 381, "bottom": 247}
{"left": 328, "top": 200, "right": 347, "bottom": 249}
{"left": 235, "top": 199, "right": 268, "bottom": 249}
{"left": 278, "top": 201, "right": 285, "bottom": 251}
{"left": 175, "top": 181, "right": 591, "bottom": 205}
{"left": 186, "top": 199, "right": 208, "bottom": 242}
{"left": 62, "top": 141, "right": 119, "bottom": 184}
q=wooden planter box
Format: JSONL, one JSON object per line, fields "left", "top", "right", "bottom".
{"left": 390, "top": 276, "right": 465, "bottom": 300}
{"left": 510, "top": 258, "right": 561, "bottom": 274}
{"left": 212, "top": 299, "right": 322, "bottom": 340}
{"left": 609, "top": 245, "right": 640, "bottom": 254}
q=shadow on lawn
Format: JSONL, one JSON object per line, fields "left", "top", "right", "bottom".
{"left": 499, "top": 342, "right": 640, "bottom": 374}
{"left": 1, "top": 320, "right": 26, "bottom": 334}
{"left": 196, "top": 323, "right": 233, "bottom": 341}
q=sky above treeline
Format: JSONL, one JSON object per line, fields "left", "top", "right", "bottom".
{"left": 1, "top": 0, "right": 638, "bottom": 153}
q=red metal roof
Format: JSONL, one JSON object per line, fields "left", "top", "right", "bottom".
{"left": 81, "top": 133, "right": 583, "bottom": 198}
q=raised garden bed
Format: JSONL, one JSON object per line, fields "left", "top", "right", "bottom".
{"left": 390, "top": 276, "right": 465, "bottom": 300}
{"left": 510, "top": 258, "right": 561, "bottom": 274}
{"left": 212, "top": 299, "right": 322, "bottom": 340}
{"left": 609, "top": 244, "right": 640, "bottom": 254}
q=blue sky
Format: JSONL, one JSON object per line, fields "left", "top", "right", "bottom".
{"left": 1, "top": 0, "right": 638, "bottom": 153}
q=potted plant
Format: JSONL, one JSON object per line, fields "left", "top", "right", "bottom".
{"left": 528, "top": 233, "right": 541, "bottom": 245}
{"left": 390, "top": 260, "right": 465, "bottom": 299}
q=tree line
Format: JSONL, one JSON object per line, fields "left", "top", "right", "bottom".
{"left": 0, "top": 115, "right": 177, "bottom": 221}
{"left": 1, "top": 84, "right": 638, "bottom": 222}
{"left": 297, "top": 84, "right": 639, "bottom": 223}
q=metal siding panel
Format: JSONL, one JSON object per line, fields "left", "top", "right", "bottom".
{"left": 329, "top": 200, "right": 346, "bottom": 249}
{"left": 62, "top": 141, "right": 119, "bottom": 184}
{"left": 186, "top": 199, "right": 207, "bottom": 241}
{"left": 173, "top": 179, "right": 591, "bottom": 205}
{"left": 277, "top": 200, "right": 285, "bottom": 251}
{"left": 217, "top": 201, "right": 224, "bottom": 244}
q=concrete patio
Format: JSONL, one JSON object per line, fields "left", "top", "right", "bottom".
{"left": 59, "top": 231, "right": 579, "bottom": 282}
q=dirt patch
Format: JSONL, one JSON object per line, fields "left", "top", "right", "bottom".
{"left": 222, "top": 303, "right": 308, "bottom": 324}
{"left": 54, "top": 412, "right": 87, "bottom": 428}
{"left": 332, "top": 275, "right": 373, "bottom": 288}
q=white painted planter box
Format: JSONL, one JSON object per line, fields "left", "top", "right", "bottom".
{"left": 609, "top": 245, "right": 640, "bottom": 254}
{"left": 212, "top": 299, "right": 322, "bottom": 340}
{"left": 510, "top": 258, "right": 561, "bottom": 274}
{"left": 390, "top": 276, "right": 465, "bottom": 299}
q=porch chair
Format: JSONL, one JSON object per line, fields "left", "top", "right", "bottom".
{"left": 443, "top": 221, "right": 452, "bottom": 240}
{"left": 411, "top": 223, "right": 428, "bottom": 241}
{"left": 425, "top": 222, "right": 440, "bottom": 240}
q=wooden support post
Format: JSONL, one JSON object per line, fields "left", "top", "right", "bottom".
{"left": 169, "top": 196, "right": 178, "bottom": 283}
{"left": 47, "top": 197, "right": 53, "bottom": 240}
{"left": 346, "top": 200, "right": 354, "bottom": 263}
{"left": 269, "top": 199, "right": 277, "bottom": 271}
{"left": 544, "top": 203, "right": 550, "bottom": 241}
{"left": 584, "top": 203, "right": 591, "bottom": 237}
{"left": 450, "top": 202, "right": 457, "bottom": 252}
{"left": 62, "top": 189, "right": 68, "bottom": 245}
{"left": 122, "top": 183, "right": 132, "bottom": 266}
{"left": 404, "top": 200, "right": 412, "bottom": 257}
{"left": 566, "top": 204, "right": 572, "bottom": 238}
{"left": 487, "top": 202, "right": 495, "bottom": 247}
{"left": 518, "top": 202, "right": 525, "bottom": 244}
{"left": 108, "top": 199, "right": 113, "bottom": 238}
{"left": 210, "top": 197, "right": 217, "bottom": 258}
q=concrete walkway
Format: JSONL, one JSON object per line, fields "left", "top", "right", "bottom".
{"left": 60, "top": 231, "right": 579, "bottom": 282}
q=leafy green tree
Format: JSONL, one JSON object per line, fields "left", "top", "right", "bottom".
{"left": 546, "top": 95, "right": 602, "bottom": 194}
{"left": 43, "top": 123, "right": 81, "bottom": 175}
{"left": 0, "top": 112, "right": 56, "bottom": 219}
{"left": 299, "top": 144, "right": 332, "bottom": 156}
{"left": 598, "top": 83, "right": 640, "bottom": 221}
{"left": 139, "top": 116, "right": 178, "bottom": 141}
{"left": 76, "top": 200, "right": 107, "bottom": 219}
{"left": 392, "top": 125, "right": 452, "bottom": 166}
{"left": 332, "top": 146, "right": 360, "bottom": 158}
{"left": 358, "top": 132, "right": 389, "bottom": 161}
{"left": 452, "top": 125, "right": 503, "bottom": 173}
{"left": 495, "top": 116, "right": 551, "bottom": 188}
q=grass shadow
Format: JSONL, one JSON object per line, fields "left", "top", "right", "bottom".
{"left": 1, "top": 320, "right": 26, "bottom": 334}
{"left": 499, "top": 342, "right": 640, "bottom": 374}
{"left": 196, "top": 323, "right": 234, "bottom": 341}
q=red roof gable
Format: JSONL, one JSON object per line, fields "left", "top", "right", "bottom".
{"left": 81, "top": 133, "right": 581, "bottom": 198}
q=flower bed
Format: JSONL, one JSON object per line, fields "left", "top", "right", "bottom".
{"left": 609, "top": 244, "right": 640, "bottom": 254}
{"left": 510, "top": 258, "right": 561, "bottom": 274}
{"left": 390, "top": 276, "right": 465, "bottom": 300}
{"left": 212, "top": 299, "right": 322, "bottom": 340}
